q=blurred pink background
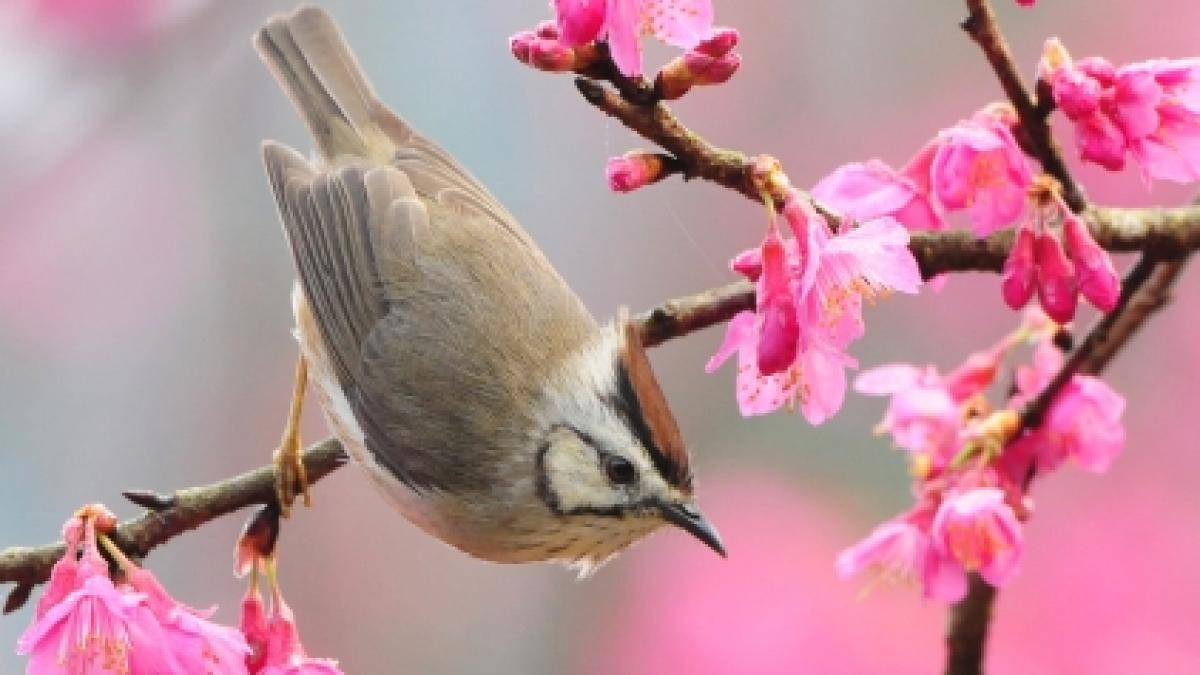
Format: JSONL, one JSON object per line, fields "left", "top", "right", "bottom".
{"left": 2, "top": 1, "right": 1198, "bottom": 672}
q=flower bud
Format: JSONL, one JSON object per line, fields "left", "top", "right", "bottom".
{"left": 605, "top": 152, "right": 665, "bottom": 193}
{"left": 1001, "top": 224, "right": 1037, "bottom": 310}
{"left": 509, "top": 30, "right": 536, "bottom": 64}
{"left": 535, "top": 20, "right": 560, "bottom": 40}
{"left": 684, "top": 51, "right": 742, "bottom": 86}
{"left": 529, "top": 38, "right": 578, "bottom": 72}
{"left": 755, "top": 228, "right": 799, "bottom": 376}
{"left": 1075, "top": 112, "right": 1127, "bottom": 171}
{"left": 1076, "top": 56, "right": 1116, "bottom": 86}
{"left": 694, "top": 27, "right": 740, "bottom": 57}
{"left": 655, "top": 36, "right": 742, "bottom": 100}
{"left": 1052, "top": 67, "right": 1103, "bottom": 118}
{"left": 1062, "top": 212, "right": 1120, "bottom": 311}
{"left": 1034, "top": 231, "right": 1078, "bottom": 323}
{"left": 730, "top": 248, "right": 763, "bottom": 281}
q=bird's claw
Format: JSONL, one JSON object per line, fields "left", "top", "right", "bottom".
{"left": 273, "top": 437, "right": 310, "bottom": 518}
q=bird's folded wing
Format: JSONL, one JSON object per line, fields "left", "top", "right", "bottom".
{"left": 262, "top": 141, "right": 597, "bottom": 492}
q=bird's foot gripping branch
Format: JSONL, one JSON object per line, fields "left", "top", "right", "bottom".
{"left": 4, "top": 1, "right": 1200, "bottom": 673}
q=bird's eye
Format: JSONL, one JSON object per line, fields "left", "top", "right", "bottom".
{"left": 603, "top": 455, "right": 637, "bottom": 485}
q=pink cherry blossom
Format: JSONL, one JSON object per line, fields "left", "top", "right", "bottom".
{"left": 943, "top": 342, "right": 1009, "bottom": 402}
{"left": 126, "top": 567, "right": 251, "bottom": 674}
{"left": 709, "top": 192, "right": 920, "bottom": 425}
{"left": 242, "top": 587, "right": 272, "bottom": 674}
{"left": 931, "top": 488, "right": 1024, "bottom": 589}
{"left": 240, "top": 563, "right": 343, "bottom": 675}
{"left": 1001, "top": 224, "right": 1037, "bottom": 310}
{"left": 1033, "top": 230, "right": 1077, "bottom": 323}
{"left": 1036, "top": 376, "right": 1126, "bottom": 473}
{"left": 811, "top": 159, "right": 944, "bottom": 231}
{"left": 930, "top": 108, "right": 1033, "bottom": 236}
{"left": 755, "top": 224, "right": 800, "bottom": 375}
{"left": 706, "top": 311, "right": 855, "bottom": 424}
{"left": 1001, "top": 191, "right": 1119, "bottom": 318}
{"left": 806, "top": 213, "right": 923, "bottom": 348}
{"left": 18, "top": 513, "right": 179, "bottom": 674}
{"left": 553, "top": 0, "right": 714, "bottom": 76}
{"left": 554, "top": 0, "right": 606, "bottom": 46}
{"left": 32, "top": 519, "right": 84, "bottom": 621}
{"left": 258, "top": 606, "right": 342, "bottom": 674}
{"left": 1062, "top": 211, "right": 1119, "bottom": 311}
{"left": 1118, "top": 59, "right": 1200, "bottom": 183}
{"left": 836, "top": 520, "right": 928, "bottom": 587}
{"left": 1008, "top": 339, "right": 1125, "bottom": 474}
{"left": 1042, "top": 39, "right": 1200, "bottom": 182}
{"left": 1011, "top": 339, "right": 1063, "bottom": 410}
{"left": 854, "top": 364, "right": 963, "bottom": 469}
{"left": 836, "top": 514, "right": 970, "bottom": 602}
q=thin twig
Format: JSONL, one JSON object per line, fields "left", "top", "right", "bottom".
{"left": 0, "top": 439, "right": 347, "bottom": 613}
{"left": 574, "top": 70, "right": 1200, "bottom": 260}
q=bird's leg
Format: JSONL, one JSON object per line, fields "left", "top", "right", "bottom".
{"left": 274, "top": 353, "right": 311, "bottom": 517}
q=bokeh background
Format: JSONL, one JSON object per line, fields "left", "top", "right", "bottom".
{"left": 3, "top": 1, "right": 1199, "bottom": 672}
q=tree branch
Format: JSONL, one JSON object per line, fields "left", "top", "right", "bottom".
{"left": 1, "top": 439, "right": 347, "bottom": 613}
{"left": 573, "top": 68, "right": 1200, "bottom": 263}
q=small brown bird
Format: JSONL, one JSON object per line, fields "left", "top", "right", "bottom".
{"left": 255, "top": 5, "right": 722, "bottom": 572}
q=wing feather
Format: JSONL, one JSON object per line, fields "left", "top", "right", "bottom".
{"left": 262, "top": 140, "right": 597, "bottom": 492}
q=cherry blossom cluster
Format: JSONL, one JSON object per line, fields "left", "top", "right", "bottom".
{"left": 511, "top": 0, "right": 730, "bottom": 86}
{"left": 836, "top": 312, "right": 1125, "bottom": 601}
{"left": 706, "top": 161, "right": 922, "bottom": 424}
{"left": 1040, "top": 39, "right": 1200, "bottom": 183}
{"left": 17, "top": 505, "right": 340, "bottom": 674}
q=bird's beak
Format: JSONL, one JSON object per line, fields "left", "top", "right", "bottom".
{"left": 659, "top": 501, "right": 726, "bottom": 557}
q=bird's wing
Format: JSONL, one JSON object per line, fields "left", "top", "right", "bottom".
{"left": 263, "top": 142, "right": 597, "bottom": 492}
{"left": 256, "top": 4, "right": 542, "bottom": 254}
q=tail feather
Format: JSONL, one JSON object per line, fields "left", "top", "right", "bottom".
{"left": 255, "top": 5, "right": 383, "bottom": 160}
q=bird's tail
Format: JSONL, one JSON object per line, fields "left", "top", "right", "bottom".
{"left": 255, "top": 5, "right": 389, "bottom": 161}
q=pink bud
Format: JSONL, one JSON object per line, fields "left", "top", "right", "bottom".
{"left": 605, "top": 152, "right": 664, "bottom": 193}
{"left": 683, "top": 51, "right": 742, "bottom": 86}
{"left": 731, "top": 248, "right": 763, "bottom": 281}
{"left": 945, "top": 346, "right": 1004, "bottom": 402}
{"left": 1062, "top": 212, "right": 1120, "bottom": 312}
{"left": 1074, "top": 111, "right": 1128, "bottom": 171}
{"left": 535, "top": 20, "right": 561, "bottom": 40}
{"left": 694, "top": 27, "right": 740, "bottom": 57}
{"left": 554, "top": 0, "right": 605, "bottom": 47}
{"left": 1052, "top": 68, "right": 1103, "bottom": 118}
{"left": 755, "top": 229, "right": 799, "bottom": 375}
{"left": 1034, "top": 231, "right": 1078, "bottom": 323}
{"left": 1001, "top": 225, "right": 1037, "bottom": 310}
{"left": 529, "top": 38, "right": 577, "bottom": 72}
{"left": 1077, "top": 56, "right": 1116, "bottom": 86}
{"left": 509, "top": 31, "right": 536, "bottom": 64}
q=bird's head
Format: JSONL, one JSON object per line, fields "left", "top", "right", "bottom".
{"left": 532, "top": 311, "right": 724, "bottom": 574}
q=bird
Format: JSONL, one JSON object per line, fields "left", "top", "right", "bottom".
{"left": 254, "top": 4, "right": 723, "bottom": 573}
